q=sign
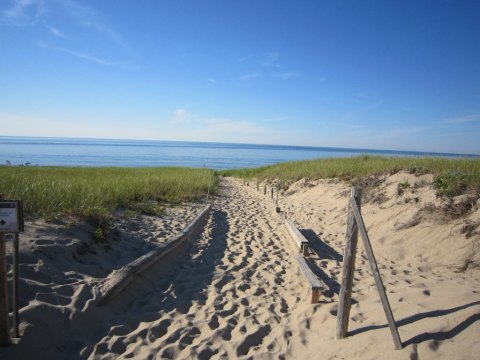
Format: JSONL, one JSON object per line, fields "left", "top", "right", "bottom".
{"left": 0, "top": 201, "right": 23, "bottom": 233}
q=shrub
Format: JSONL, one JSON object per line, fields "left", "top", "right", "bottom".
{"left": 397, "top": 180, "right": 411, "bottom": 196}
{"left": 434, "top": 172, "right": 467, "bottom": 198}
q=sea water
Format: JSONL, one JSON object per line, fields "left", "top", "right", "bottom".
{"left": 0, "top": 136, "right": 476, "bottom": 169}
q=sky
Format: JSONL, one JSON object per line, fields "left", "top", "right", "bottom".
{"left": 1, "top": 0, "right": 480, "bottom": 154}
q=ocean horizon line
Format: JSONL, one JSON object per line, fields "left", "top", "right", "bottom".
{"left": 1, "top": 135, "right": 478, "bottom": 158}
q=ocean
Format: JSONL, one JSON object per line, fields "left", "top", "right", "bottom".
{"left": 0, "top": 136, "right": 476, "bottom": 169}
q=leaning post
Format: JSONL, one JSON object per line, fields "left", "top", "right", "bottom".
{"left": 336, "top": 187, "right": 362, "bottom": 339}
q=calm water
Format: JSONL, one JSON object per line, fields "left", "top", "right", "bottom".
{"left": 0, "top": 136, "right": 476, "bottom": 169}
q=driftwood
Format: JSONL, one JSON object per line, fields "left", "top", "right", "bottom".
{"left": 95, "top": 204, "right": 211, "bottom": 306}
{"left": 285, "top": 218, "right": 309, "bottom": 256}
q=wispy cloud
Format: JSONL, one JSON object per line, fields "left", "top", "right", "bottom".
{"left": 169, "top": 109, "right": 195, "bottom": 124}
{"left": 53, "top": 0, "right": 126, "bottom": 47}
{"left": 444, "top": 113, "right": 480, "bottom": 124}
{"left": 240, "top": 73, "right": 262, "bottom": 81}
{"left": 2, "top": 0, "right": 44, "bottom": 26}
{"left": 274, "top": 72, "right": 300, "bottom": 80}
{"left": 206, "top": 78, "right": 217, "bottom": 84}
{"left": 259, "top": 51, "right": 281, "bottom": 68}
{"left": 238, "top": 52, "right": 301, "bottom": 81}
{"left": 37, "top": 41, "right": 140, "bottom": 70}
{"left": 3, "top": 0, "right": 126, "bottom": 47}
{"left": 46, "top": 24, "right": 68, "bottom": 38}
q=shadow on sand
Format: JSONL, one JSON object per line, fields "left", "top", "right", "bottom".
{"left": 296, "top": 228, "right": 343, "bottom": 298}
{"left": 79, "top": 210, "right": 229, "bottom": 357}
{"left": 349, "top": 300, "right": 480, "bottom": 347}
{"left": 300, "top": 229, "right": 343, "bottom": 262}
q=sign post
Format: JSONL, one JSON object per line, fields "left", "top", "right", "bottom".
{"left": 0, "top": 199, "right": 24, "bottom": 346}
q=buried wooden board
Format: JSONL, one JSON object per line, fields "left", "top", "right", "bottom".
{"left": 94, "top": 204, "right": 211, "bottom": 306}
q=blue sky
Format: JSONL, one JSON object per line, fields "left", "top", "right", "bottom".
{"left": 1, "top": 0, "right": 479, "bottom": 154}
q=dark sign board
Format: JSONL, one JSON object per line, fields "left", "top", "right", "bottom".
{"left": 0, "top": 201, "right": 24, "bottom": 233}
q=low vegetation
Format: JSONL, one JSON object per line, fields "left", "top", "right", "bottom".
{"left": 0, "top": 167, "right": 216, "bottom": 220}
{"left": 218, "top": 155, "right": 480, "bottom": 197}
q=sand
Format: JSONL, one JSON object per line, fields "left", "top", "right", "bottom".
{"left": 1, "top": 173, "right": 479, "bottom": 359}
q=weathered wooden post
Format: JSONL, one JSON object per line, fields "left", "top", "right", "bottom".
{"left": 264, "top": 185, "right": 267, "bottom": 195}
{"left": 336, "top": 187, "right": 402, "bottom": 349}
{"left": 0, "top": 198, "right": 23, "bottom": 343}
{"left": 0, "top": 195, "right": 9, "bottom": 346}
{"left": 336, "top": 187, "right": 361, "bottom": 340}
{"left": 271, "top": 188, "right": 274, "bottom": 200}
{"left": 13, "top": 232, "right": 19, "bottom": 338}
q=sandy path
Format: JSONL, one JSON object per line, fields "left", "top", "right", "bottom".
{"left": 84, "top": 177, "right": 302, "bottom": 359}
{"left": 2, "top": 174, "right": 479, "bottom": 359}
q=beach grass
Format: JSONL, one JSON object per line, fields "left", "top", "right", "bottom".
{"left": 0, "top": 167, "right": 216, "bottom": 219}
{"left": 218, "top": 155, "right": 480, "bottom": 195}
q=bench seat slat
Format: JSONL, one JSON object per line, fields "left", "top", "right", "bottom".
{"left": 295, "top": 255, "right": 325, "bottom": 303}
{"left": 285, "top": 218, "right": 309, "bottom": 255}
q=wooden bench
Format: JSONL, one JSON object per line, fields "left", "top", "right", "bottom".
{"left": 285, "top": 218, "right": 309, "bottom": 256}
{"left": 295, "top": 254, "right": 325, "bottom": 303}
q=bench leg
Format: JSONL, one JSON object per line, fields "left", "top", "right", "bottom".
{"left": 311, "top": 289, "right": 320, "bottom": 304}
{"left": 301, "top": 244, "right": 309, "bottom": 257}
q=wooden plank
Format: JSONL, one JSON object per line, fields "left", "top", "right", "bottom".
{"left": 350, "top": 199, "right": 403, "bottom": 350}
{"left": 336, "top": 187, "right": 361, "bottom": 340}
{"left": 95, "top": 204, "right": 211, "bottom": 306}
{"left": 295, "top": 255, "right": 324, "bottom": 304}
{"left": 285, "top": 218, "right": 309, "bottom": 255}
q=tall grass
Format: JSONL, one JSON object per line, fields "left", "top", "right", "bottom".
{"left": 0, "top": 167, "right": 216, "bottom": 218}
{"left": 218, "top": 155, "right": 480, "bottom": 193}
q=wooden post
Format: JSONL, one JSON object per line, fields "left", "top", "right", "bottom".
{"left": 336, "top": 187, "right": 361, "bottom": 339}
{"left": 271, "top": 188, "right": 274, "bottom": 200}
{"left": 0, "top": 194, "right": 10, "bottom": 346}
{"left": 12, "top": 233, "right": 19, "bottom": 338}
{"left": 350, "top": 198, "right": 403, "bottom": 350}
{"left": 264, "top": 185, "right": 266, "bottom": 195}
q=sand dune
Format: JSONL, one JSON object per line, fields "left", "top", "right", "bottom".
{"left": 1, "top": 174, "right": 479, "bottom": 359}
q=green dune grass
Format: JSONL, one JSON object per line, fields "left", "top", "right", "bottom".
{"left": 0, "top": 167, "right": 216, "bottom": 219}
{"left": 2, "top": 156, "right": 479, "bottom": 220}
{"left": 218, "top": 155, "right": 480, "bottom": 196}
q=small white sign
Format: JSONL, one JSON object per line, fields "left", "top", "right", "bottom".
{"left": 0, "top": 201, "right": 20, "bottom": 233}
